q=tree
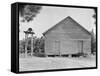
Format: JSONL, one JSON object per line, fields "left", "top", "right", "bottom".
{"left": 19, "top": 4, "right": 42, "bottom": 22}
{"left": 91, "top": 29, "right": 96, "bottom": 54}
{"left": 91, "top": 9, "right": 96, "bottom": 55}
{"left": 92, "top": 9, "right": 96, "bottom": 29}
{"left": 40, "top": 37, "right": 45, "bottom": 53}
{"left": 93, "top": 9, "right": 96, "bottom": 20}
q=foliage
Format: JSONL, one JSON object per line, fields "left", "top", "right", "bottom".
{"left": 19, "top": 36, "right": 45, "bottom": 55}
{"left": 19, "top": 4, "right": 42, "bottom": 22}
{"left": 91, "top": 30, "right": 96, "bottom": 54}
{"left": 19, "top": 40, "right": 25, "bottom": 53}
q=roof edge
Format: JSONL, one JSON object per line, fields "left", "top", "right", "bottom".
{"left": 43, "top": 16, "right": 91, "bottom": 35}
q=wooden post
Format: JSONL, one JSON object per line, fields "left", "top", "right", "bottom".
{"left": 25, "top": 34, "right": 28, "bottom": 57}
{"left": 31, "top": 34, "right": 34, "bottom": 56}
{"left": 24, "top": 28, "right": 35, "bottom": 57}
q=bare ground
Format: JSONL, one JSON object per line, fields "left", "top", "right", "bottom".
{"left": 19, "top": 55, "right": 96, "bottom": 71}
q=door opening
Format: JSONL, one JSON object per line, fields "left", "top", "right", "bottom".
{"left": 54, "top": 40, "right": 60, "bottom": 56}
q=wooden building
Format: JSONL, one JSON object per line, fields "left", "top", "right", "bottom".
{"left": 43, "top": 16, "right": 91, "bottom": 57}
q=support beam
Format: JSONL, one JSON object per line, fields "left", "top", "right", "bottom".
{"left": 25, "top": 34, "right": 28, "bottom": 57}
{"left": 31, "top": 34, "right": 34, "bottom": 56}
{"left": 24, "top": 28, "right": 35, "bottom": 57}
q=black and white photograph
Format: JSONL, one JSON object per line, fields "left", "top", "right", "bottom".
{"left": 17, "top": 3, "right": 97, "bottom": 72}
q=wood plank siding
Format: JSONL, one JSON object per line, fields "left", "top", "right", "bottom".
{"left": 43, "top": 16, "right": 91, "bottom": 56}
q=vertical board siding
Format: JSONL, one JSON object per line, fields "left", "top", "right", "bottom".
{"left": 44, "top": 17, "right": 91, "bottom": 55}
{"left": 83, "top": 40, "right": 91, "bottom": 54}
{"left": 61, "top": 40, "right": 78, "bottom": 54}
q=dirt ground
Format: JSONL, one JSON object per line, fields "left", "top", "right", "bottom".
{"left": 19, "top": 55, "right": 96, "bottom": 71}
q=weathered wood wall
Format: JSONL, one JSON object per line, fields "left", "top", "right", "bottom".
{"left": 44, "top": 17, "right": 91, "bottom": 55}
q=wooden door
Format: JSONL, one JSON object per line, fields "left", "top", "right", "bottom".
{"left": 78, "top": 40, "right": 83, "bottom": 54}
{"left": 54, "top": 40, "right": 60, "bottom": 55}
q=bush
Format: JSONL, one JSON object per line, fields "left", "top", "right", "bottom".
{"left": 33, "top": 52, "right": 46, "bottom": 57}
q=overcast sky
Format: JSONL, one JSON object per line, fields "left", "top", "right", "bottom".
{"left": 19, "top": 6, "right": 95, "bottom": 40}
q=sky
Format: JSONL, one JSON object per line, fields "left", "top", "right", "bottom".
{"left": 19, "top": 5, "right": 95, "bottom": 40}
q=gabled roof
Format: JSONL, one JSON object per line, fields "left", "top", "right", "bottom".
{"left": 43, "top": 16, "right": 91, "bottom": 35}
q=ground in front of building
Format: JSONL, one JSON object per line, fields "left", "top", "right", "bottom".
{"left": 19, "top": 55, "right": 96, "bottom": 71}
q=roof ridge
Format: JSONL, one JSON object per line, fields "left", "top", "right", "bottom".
{"left": 68, "top": 17, "right": 91, "bottom": 35}
{"left": 43, "top": 16, "right": 91, "bottom": 35}
{"left": 43, "top": 16, "right": 71, "bottom": 35}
